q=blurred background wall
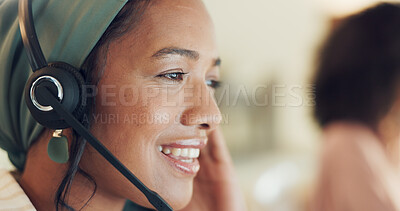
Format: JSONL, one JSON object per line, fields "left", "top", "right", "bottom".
{"left": 0, "top": 0, "right": 394, "bottom": 210}
{"left": 201, "top": 0, "right": 392, "bottom": 210}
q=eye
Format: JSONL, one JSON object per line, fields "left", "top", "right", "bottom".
{"left": 206, "top": 80, "right": 221, "bottom": 89}
{"left": 157, "top": 72, "right": 188, "bottom": 81}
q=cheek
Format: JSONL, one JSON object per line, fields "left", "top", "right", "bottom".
{"left": 88, "top": 86, "right": 176, "bottom": 167}
{"left": 80, "top": 85, "right": 192, "bottom": 208}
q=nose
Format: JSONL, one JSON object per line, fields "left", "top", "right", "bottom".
{"left": 180, "top": 83, "right": 222, "bottom": 130}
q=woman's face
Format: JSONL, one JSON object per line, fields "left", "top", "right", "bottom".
{"left": 79, "top": 0, "right": 221, "bottom": 209}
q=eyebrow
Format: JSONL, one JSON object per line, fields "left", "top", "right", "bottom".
{"left": 152, "top": 47, "right": 221, "bottom": 67}
{"left": 152, "top": 47, "right": 200, "bottom": 60}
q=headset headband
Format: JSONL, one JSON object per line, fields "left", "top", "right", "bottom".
{"left": 18, "top": 0, "right": 47, "bottom": 71}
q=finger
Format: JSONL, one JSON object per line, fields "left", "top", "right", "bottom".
{"left": 205, "top": 127, "right": 232, "bottom": 163}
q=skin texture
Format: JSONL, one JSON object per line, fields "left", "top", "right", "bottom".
{"left": 376, "top": 95, "right": 400, "bottom": 166}
{"left": 19, "top": 0, "right": 247, "bottom": 210}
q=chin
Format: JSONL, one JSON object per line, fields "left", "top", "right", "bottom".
{"left": 128, "top": 179, "right": 194, "bottom": 210}
{"left": 160, "top": 180, "right": 194, "bottom": 210}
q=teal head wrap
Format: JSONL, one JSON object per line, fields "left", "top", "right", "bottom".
{"left": 0, "top": 0, "right": 128, "bottom": 171}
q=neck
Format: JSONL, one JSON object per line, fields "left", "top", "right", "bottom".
{"left": 18, "top": 130, "right": 126, "bottom": 211}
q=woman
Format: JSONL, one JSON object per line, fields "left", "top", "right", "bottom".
{"left": 0, "top": 0, "right": 246, "bottom": 210}
{"left": 313, "top": 3, "right": 400, "bottom": 211}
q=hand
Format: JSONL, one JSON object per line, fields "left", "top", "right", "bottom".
{"left": 180, "top": 127, "right": 247, "bottom": 211}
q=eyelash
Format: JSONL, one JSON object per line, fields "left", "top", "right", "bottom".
{"left": 157, "top": 72, "right": 221, "bottom": 89}
{"left": 157, "top": 72, "right": 188, "bottom": 81}
{"left": 206, "top": 80, "right": 222, "bottom": 89}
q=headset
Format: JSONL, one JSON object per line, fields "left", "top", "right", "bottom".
{"left": 18, "top": 0, "right": 172, "bottom": 210}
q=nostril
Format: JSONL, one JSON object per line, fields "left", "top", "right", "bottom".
{"left": 199, "top": 123, "right": 210, "bottom": 129}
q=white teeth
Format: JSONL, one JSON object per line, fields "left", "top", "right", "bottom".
{"left": 180, "top": 158, "right": 193, "bottom": 163}
{"left": 188, "top": 149, "right": 195, "bottom": 157}
{"left": 181, "top": 148, "right": 188, "bottom": 157}
{"left": 172, "top": 148, "right": 181, "bottom": 156}
{"left": 160, "top": 147, "right": 200, "bottom": 158}
{"left": 162, "top": 148, "right": 171, "bottom": 155}
{"left": 188, "top": 148, "right": 200, "bottom": 158}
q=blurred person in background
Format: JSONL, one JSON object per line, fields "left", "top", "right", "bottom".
{"left": 312, "top": 3, "right": 400, "bottom": 211}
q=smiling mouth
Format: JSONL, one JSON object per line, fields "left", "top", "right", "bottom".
{"left": 158, "top": 145, "right": 202, "bottom": 175}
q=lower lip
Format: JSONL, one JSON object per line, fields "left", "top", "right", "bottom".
{"left": 160, "top": 152, "right": 200, "bottom": 176}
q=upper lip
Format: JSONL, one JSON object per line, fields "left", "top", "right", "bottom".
{"left": 160, "top": 138, "right": 208, "bottom": 149}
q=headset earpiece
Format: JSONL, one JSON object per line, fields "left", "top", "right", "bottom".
{"left": 17, "top": 0, "right": 173, "bottom": 209}
{"left": 24, "top": 62, "right": 87, "bottom": 129}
